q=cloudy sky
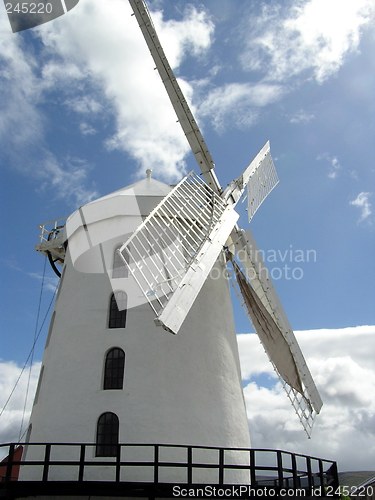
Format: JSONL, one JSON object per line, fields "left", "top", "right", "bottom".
{"left": 0, "top": 0, "right": 374, "bottom": 473}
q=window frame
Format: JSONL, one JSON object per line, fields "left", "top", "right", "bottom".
{"left": 108, "top": 291, "right": 127, "bottom": 329}
{"left": 95, "top": 412, "right": 119, "bottom": 457}
{"left": 103, "top": 347, "right": 125, "bottom": 390}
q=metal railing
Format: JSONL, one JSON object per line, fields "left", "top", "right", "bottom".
{"left": 0, "top": 442, "right": 339, "bottom": 498}
{"left": 37, "top": 217, "right": 67, "bottom": 244}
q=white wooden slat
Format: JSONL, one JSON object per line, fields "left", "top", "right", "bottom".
{"left": 247, "top": 147, "right": 279, "bottom": 221}
{"left": 156, "top": 205, "right": 238, "bottom": 333}
{"left": 118, "top": 172, "right": 238, "bottom": 334}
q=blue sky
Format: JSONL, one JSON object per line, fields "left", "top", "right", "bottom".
{"left": 0, "top": 0, "right": 375, "bottom": 471}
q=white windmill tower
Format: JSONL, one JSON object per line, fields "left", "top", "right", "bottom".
{"left": 10, "top": 0, "right": 325, "bottom": 493}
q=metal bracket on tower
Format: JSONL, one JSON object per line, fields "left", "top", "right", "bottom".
{"left": 36, "top": 218, "right": 67, "bottom": 265}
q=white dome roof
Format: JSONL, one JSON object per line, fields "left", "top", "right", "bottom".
{"left": 66, "top": 174, "right": 175, "bottom": 273}
{"left": 90, "top": 176, "right": 173, "bottom": 205}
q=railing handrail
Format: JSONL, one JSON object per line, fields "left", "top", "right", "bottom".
{"left": 0, "top": 441, "right": 337, "bottom": 463}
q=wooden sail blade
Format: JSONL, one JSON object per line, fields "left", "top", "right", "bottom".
{"left": 231, "top": 228, "right": 322, "bottom": 435}
{"left": 231, "top": 260, "right": 319, "bottom": 436}
{"left": 232, "top": 260, "right": 304, "bottom": 395}
{"left": 118, "top": 172, "right": 238, "bottom": 334}
{"left": 233, "top": 229, "right": 322, "bottom": 412}
{"left": 128, "top": 0, "right": 222, "bottom": 195}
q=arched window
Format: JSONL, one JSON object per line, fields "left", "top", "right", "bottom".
{"left": 108, "top": 292, "right": 127, "bottom": 328}
{"left": 96, "top": 412, "right": 119, "bottom": 457}
{"left": 103, "top": 348, "right": 125, "bottom": 390}
{"left": 112, "top": 247, "right": 128, "bottom": 279}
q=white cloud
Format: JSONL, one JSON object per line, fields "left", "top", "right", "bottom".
{"left": 27, "top": 272, "right": 59, "bottom": 293}
{"left": 2, "top": 0, "right": 374, "bottom": 188}
{"left": 37, "top": 154, "right": 98, "bottom": 206}
{"left": 240, "top": 0, "right": 375, "bottom": 84}
{"left": 40, "top": 60, "right": 85, "bottom": 90}
{"left": 0, "top": 14, "right": 98, "bottom": 206}
{"left": 65, "top": 96, "right": 103, "bottom": 115}
{"left": 317, "top": 153, "right": 342, "bottom": 179}
{"left": 327, "top": 157, "right": 341, "bottom": 179}
{"left": 238, "top": 325, "right": 375, "bottom": 471}
{"left": 0, "top": 16, "right": 44, "bottom": 154}
{"left": 350, "top": 192, "right": 372, "bottom": 223}
{"left": 0, "top": 361, "right": 41, "bottom": 453}
{"left": 199, "top": 82, "right": 283, "bottom": 132}
{"left": 34, "top": 0, "right": 214, "bottom": 182}
{"left": 79, "top": 122, "right": 97, "bottom": 136}
{"left": 289, "top": 109, "right": 315, "bottom": 124}
{"left": 0, "top": 0, "right": 215, "bottom": 197}
{"left": 197, "top": 0, "right": 375, "bottom": 133}
{"left": 151, "top": 5, "right": 214, "bottom": 68}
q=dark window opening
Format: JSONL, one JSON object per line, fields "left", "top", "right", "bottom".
{"left": 95, "top": 412, "right": 119, "bottom": 457}
{"left": 103, "top": 348, "right": 125, "bottom": 390}
{"left": 108, "top": 292, "right": 127, "bottom": 328}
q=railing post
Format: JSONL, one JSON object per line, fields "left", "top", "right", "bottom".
{"left": 116, "top": 444, "right": 121, "bottom": 482}
{"left": 154, "top": 445, "right": 159, "bottom": 484}
{"left": 42, "top": 444, "right": 51, "bottom": 482}
{"left": 277, "top": 450, "right": 283, "bottom": 488}
{"left": 329, "top": 461, "right": 339, "bottom": 490}
{"left": 318, "top": 460, "right": 325, "bottom": 489}
{"left": 78, "top": 444, "right": 86, "bottom": 481}
{"left": 187, "top": 447, "right": 192, "bottom": 484}
{"left": 5, "top": 443, "right": 15, "bottom": 483}
{"left": 306, "top": 456, "right": 313, "bottom": 494}
{"left": 250, "top": 449, "right": 256, "bottom": 485}
{"left": 218, "top": 448, "right": 224, "bottom": 485}
{"left": 291, "top": 453, "right": 298, "bottom": 489}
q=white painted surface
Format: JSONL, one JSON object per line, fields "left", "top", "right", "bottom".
{"left": 22, "top": 178, "right": 250, "bottom": 483}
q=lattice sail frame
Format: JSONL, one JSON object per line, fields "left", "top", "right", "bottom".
{"left": 222, "top": 142, "right": 279, "bottom": 222}
{"left": 231, "top": 230, "right": 323, "bottom": 437}
{"left": 118, "top": 172, "right": 238, "bottom": 334}
{"left": 246, "top": 146, "right": 279, "bottom": 222}
{"left": 230, "top": 272, "right": 316, "bottom": 437}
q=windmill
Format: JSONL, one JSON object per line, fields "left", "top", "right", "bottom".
{"left": 7, "top": 0, "right": 326, "bottom": 491}
{"left": 115, "top": 0, "right": 323, "bottom": 434}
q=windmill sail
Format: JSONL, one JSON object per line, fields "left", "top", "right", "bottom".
{"left": 118, "top": 172, "right": 238, "bottom": 334}
{"left": 224, "top": 142, "right": 279, "bottom": 220}
{"left": 232, "top": 260, "right": 304, "bottom": 394}
{"left": 232, "top": 229, "right": 322, "bottom": 435}
{"left": 245, "top": 145, "right": 279, "bottom": 221}
{"left": 128, "top": 0, "right": 221, "bottom": 194}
